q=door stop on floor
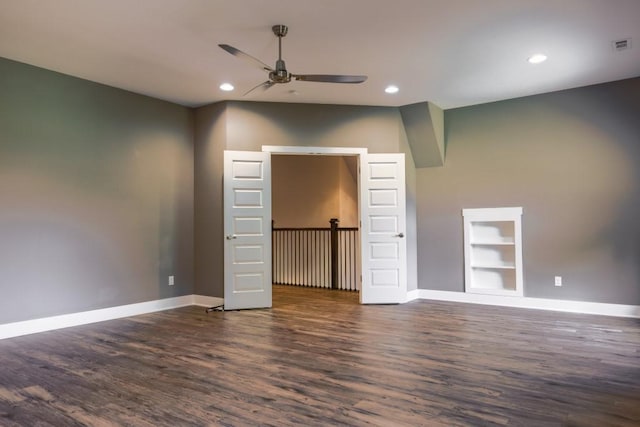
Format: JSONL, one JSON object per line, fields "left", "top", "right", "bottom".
{"left": 205, "top": 304, "right": 224, "bottom": 313}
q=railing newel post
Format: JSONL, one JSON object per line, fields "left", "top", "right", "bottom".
{"left": 330, "top": 218, "right": 339, "bottom": 290}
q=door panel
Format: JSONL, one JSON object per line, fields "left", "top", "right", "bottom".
{"left": 224, "top": 151, "right": 271, "bottom": 310}
{"left": 360, "top": 154, "right": 406, "bottom": 304}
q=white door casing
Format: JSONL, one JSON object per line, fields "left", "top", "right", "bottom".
{"left": 223, "top": 151, "right": 272, "bottom": 310}
{"left": 360, "top": 153, "right": 407, "bottom": 304}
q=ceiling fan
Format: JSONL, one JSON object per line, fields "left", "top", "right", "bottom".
{"left": 219, "top": 25, "right": 368, "bottom": 95}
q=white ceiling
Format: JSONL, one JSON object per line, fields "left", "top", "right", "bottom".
{"left": 1, "top": 0, "right": 639, "bottom": 109}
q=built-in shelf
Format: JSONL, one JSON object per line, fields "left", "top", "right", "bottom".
{"left": 463, "top": 207, "right": 523, "bottom": 297}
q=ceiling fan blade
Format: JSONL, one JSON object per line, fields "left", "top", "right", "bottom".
{"left": 244, "top": 80, "right": 275, "bottom": 96}
{"left": 293, "top": 74, "right": 368, "bottom": 84}
{"left": 218, "top": 44, "right": 274, "bottom": 72}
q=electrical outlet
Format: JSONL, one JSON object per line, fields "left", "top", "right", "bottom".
{"left": 168, "top": 275, "right": 175, "bottom": 286}
{"left": 554, "top": 276, "right": 562, "bottom": 287}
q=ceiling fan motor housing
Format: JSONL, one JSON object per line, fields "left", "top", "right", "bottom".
{"left": 270, "top": 59, "right": 291, "bottom": 83}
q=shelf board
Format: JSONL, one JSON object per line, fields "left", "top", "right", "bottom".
{"left": 471, "top": 264, "right": 516, "bottom": 270}
{"left": 471, "top": 241, "right": 515, "bottom": 246}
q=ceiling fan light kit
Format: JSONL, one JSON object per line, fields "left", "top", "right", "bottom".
{"left": 219, "top": 24, "right": 368, "bottom": 95}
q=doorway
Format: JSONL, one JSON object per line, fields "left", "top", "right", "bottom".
{"left": 271, "top": 154, "right": 360, "bottom": 293}
{"left": 223, "top": 147, "right": 407, "bottom": 310}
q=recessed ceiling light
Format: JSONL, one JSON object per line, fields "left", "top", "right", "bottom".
{"left": 527, "top": 54, "right": 547, "bottom": 64}
{"left": 219, "top": 83, "right": 234, "bottom": 91}
{"left": 385, "top": 85, "right": 399, "bottom": 94}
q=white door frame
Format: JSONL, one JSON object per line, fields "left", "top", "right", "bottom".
{"left": 263, "top": 146, "right": 368, "bottom": 156}
{"left": 263, "top": 145, "right": 406, "bottom": 304}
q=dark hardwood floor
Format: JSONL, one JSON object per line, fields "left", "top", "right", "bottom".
{"left": 1, "top": 285, "right": 639, "bottom": 426}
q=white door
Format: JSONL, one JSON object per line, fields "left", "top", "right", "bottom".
{"left": 223, "top": 151, "right": 272, "bottom": 310}
{"left": 360, "top": 153, "right": 407, "bottom": 304}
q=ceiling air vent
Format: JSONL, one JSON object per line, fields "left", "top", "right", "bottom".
{"left": 612, "top": 38, "right": 631, "bottom": 52}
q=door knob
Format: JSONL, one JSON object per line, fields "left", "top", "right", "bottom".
{"left": 395, "top": 232, "right": 404, "bottom": 238}
{"left": 226, "top": 235, "right": 237, "bottom": 240}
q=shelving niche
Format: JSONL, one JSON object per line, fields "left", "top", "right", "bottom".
{"left": 463, "top": 207, "right": 523, "bottom": 296}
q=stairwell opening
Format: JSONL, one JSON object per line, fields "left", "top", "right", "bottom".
{"left": 271, "top": 154, "right": 360, "bottom": 297}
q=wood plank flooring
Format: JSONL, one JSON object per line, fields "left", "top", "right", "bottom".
{"left": 1, "top": 285, "right": 639, "bottom": 426}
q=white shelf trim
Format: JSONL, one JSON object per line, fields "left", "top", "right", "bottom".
{"left": 463, "top": 207, "right": 523, "bottom": 219}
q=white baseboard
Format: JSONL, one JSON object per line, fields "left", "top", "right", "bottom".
{"left": 405, "top": 289, "right": 421, "bottom": 303}
{"left": 193, "top": 295, "right": 225, "bottom": 308}
{"left": 409, "top": 289, "right": 640, "bottom": 318}
{"left": 4, "top": 290, "right": 636, "bottom": 341}
{"left": 0, "top": 294, "right": 224, "bottom": 340}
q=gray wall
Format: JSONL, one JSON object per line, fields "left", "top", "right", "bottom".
{"left": 417, "top": 77, "right": 640, "bottom": 304}
{"left": 193, "top": 102, "right": 226, "bottom": 297}
{"left": 194, "top": 101, "right": 419, "bottom": 296}
{"left": 6, "top": 55, "right": 635, "bottom": 321}
{"left": 399, "top": 121, "right": 419, "bottom": 292}
{"left": 0, "top": 57, "right": 194, "bottom": 324}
